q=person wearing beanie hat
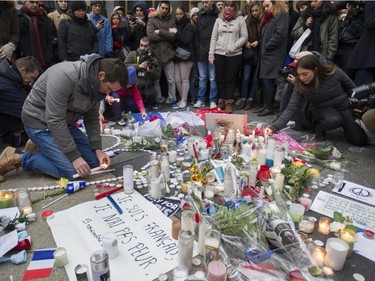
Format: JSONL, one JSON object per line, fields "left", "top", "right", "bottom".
{"left": 90, "top": 1, "right": 102, "bottom": 7}
{"left": 190, "top": 7, "right": 199, "bottom": 17}
{"left": 71, "top": 1, "right": 87, "bottom": 13}
{"left": 106, "top": 66, "right": 147, "bottom": 125}
{"left": 127, "top": 1, "right": 149, "bottom": 51}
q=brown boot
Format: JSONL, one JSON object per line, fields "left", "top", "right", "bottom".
{"left": 224, "top": 102, "right": 233, "bottom": 113}
{"left": 23, "top": 139, "right": 39, "bottom": 153}
{"left": 217, "top": 99, "right": 225, "bottom": 110}
{"left": 236, "top": 99, "right": 246, "bottom": 110}
{"left": 0, "top": 146, "right": 21, "bottom": 181}
{"left": 244, "top": 100, "right": 252, "bottom": 110}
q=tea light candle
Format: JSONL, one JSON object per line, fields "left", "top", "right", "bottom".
{"left": 54, "top": 247, "right": 68, "bottom": 267}
{"left": 298, "top": 216, "right": 316, "bottom": 234}
{"left": 312, "top": 246, "right": 326, "bottom": 267}
{"left": 0, "top": 191, "right": 13, "bottom": 209}
{"left": 339, "top": 229, "right": 357, "bottom": 257}
{"left": 103, "top": 128, "right": 111, "bottom": 135}
{"left": 207, "top": 260, "right": 227, "bottom": 281}
{"left": 364, "top": 227, "right": 375, "bottom": 239}
{"left": 322, "top": 266, "right": 334, "bottom": 278}
{"left": 325, "top": 238, "right": 349, "bottom": 270}
{"left": 318, "top": 217, "right": 331, "bottom": 235}
{"left": 101, "top": 232, "right": 119, "bottom": 259}
{"left": 21, "top": 206, "right": 33, "bottom": 216}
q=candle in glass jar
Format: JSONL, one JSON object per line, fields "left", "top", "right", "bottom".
{"left": 149, "top": 177, "right": 162, "bottom": 199}
{"left": 274, "top": 173, "right": 285, "bottom": 192}
{"left": 299, "top": 196, "right": 312, "bottom": 211}
{"left": 101, "top": 232, "right": 119, "bottom": 259}
{"left": 207, "top": 260, "right": 227, "bottom": 281}
{"left": 181, "top": 210, "right": 195, "bottom": 233}
{"left": 322, "top": 266, "right": 334, "bottom": 278}
{"left": 339, "top": 229, "right": 357, "bottom": 257}
{"left": 325, "top": 238, "right": 349, "bottom": 270}
{"left": 318, "top": 217, "right": 331, "bottom": 235}
{"left": 168, "top": 150, "right": 177, "bottom": 163}
{"left": 258, "top": 148, "right": 266, "bottom": 166}
{"left": 204, "top": 229, "right": 221, "bottom": 269}
{"left": 0, "top": 191, "right": 13, "bottom": 209}
{"left": 312, "top": 246, "right": 326, "bottom": 267}
{"left": 54, "top": 247, "right": 69, "bottom": 267}
{"left": 178, "top": 231, "right": 194, "bottom": 272}
{"left": 198, "top": 216, "right": 212, "bottom": 256}
{"left": 298, "top": 216, "right": 316, "bottom": 234}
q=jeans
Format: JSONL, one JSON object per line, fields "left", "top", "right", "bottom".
{"left": 109, "top": 92, "right": 139, "bottom": 120}
{"left": 197, "top": 60, "right": 217, "bottom": 103}
{"left": 355, "top": 69, "right": 374, "bottom": 85}
{"left": 22, "top": 126, "right": 99, "bottom": 180}
{"left": 154, "top": 60, "right": 176, "bottom": 102}
{"left": 240, "top": 62, "right": 257, "bottom": 101}
{"left": 189, "top": 62, "right": 198, "bottom": 102}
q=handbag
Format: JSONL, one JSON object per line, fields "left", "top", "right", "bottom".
{"left": 289, "top": 28, "right": 311, "bottom": 58}
{"left": 175, "top": 47, "right": 191, "bottom": 60}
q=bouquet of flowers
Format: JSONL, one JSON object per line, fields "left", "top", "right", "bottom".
{"left": 162, "top": 122, "right": 196, "bottom": 139}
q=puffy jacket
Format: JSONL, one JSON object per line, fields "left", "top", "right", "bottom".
{"left": 22, "top": 55, "right": 103, "bottom": 161}
{"left": 146, "top": 5, "right": 176, "bottom": 64}
{"left": 209, "top": 13, "right": 248, "bottom": 57}
{"left": 58, "top": 17, "right": 98, "bottom": 61}
{"left": 174, "top": 16, "right": 195, "bottom": 62}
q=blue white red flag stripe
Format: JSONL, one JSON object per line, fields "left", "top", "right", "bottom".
{"left": 22, "top": 248, "right": 56, "bottom": 280}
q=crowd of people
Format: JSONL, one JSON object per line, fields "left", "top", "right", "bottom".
{"left": 0, "top": 0, "right": 375, "bottom": 182}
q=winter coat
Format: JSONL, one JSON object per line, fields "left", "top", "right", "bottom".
{"left": 58, "top": 17, "right": 98, "bottom": 61}
{"left": 195, "top": 5, "right": 219, "bottom": 60}
{"left": 47, "top": 10, "right": 70, "bottom": 30}
{"left": 338, "top": 11, "right": 364, "bottom": 49}
{"left": 258, "top": 11, "right": 289, "bottom": 79}
{"left": 0, "top": 3, "right": 19, "bottom": 47}
{"left": 270, "top": 67, "right": 354, "bottom": 132}
{"left": 17, "top": 9, "right": 56, "bottom": 68}
{"left": 347, "top": 2, "right": 375, "bottom": 69}
{"left": 124, "top": 49, "right": 160, "bottom": 89}
{"left": 128, "top": 1, "right": 148, "bottom": 51}
{"left": 209, "top": 13, "right": 248, "bottom": 57}
{"left": 174, "top": 16, "right": 195, "bottom": 62}
{"left": 88, "top": 13, "right": 113, "bottom": 56}
{"left": 0, "top": 59, "right": 24, "bottom": 119}
{"left": 22, "top": 55, "right": 103, "bottom": 161}
{"left": 290, "top": 14, "right": 338, "bottom": 60}
{"left": 146, "top": 8, "right": 176, "bottom": 64}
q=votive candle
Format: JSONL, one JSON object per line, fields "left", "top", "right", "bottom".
{"left": 318, "top": 217, "right": 331, "bottom": 235}
{"left": 101, "top": 232, "right": 119, "bottom": 259}
{"left": 325, "top": 238, "right": 349, "bottom": 270}
{"left": 207, "top": 260, "right": 227, "bottom": 281}
{"left": 274, "top": 173, "right": 285, "bottom": 192}
{"left": 198, "top": 216, "right": 212, "bottom": 256}
{"left": 204, "top": 229, "right": 221, "bottom": 269}
{"left": 0, "top": 191, "right": 13, "bottom": 209}
{"left": 339, "top": 229, "right": 357, "bottom": 257}
{"left": 312, "top": 246, "right": 326, "bottom": 267}
{"left": 54, "top": 247, "right": 69, "bottom": 267}
{"left": 178, "top": 231, "right": 194, "bottom": 272}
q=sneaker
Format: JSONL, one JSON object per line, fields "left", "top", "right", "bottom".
{"left": 152, "top": 102, "right": 161, "bottom": 109}
{"left": 194, "top": 100, "right": 205, "bottom": 108}
{"left": 210, "top": 101, "right": 217, "bottom": 109}
{"left": 170, "top": 101, "right": 179, "bottom": 109}
{"left": 117, "top": 119, "right": 126, "bottom": 126}
{"left": 165, "top": 97, "right": 171, "bottom": 104}
{"left": 179, "top": 100, "right": 187, "bottom": 108}
{"left": 159, "top": 97, "right": 166, "bottom": 104}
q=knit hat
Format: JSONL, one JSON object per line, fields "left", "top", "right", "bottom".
{"left": 147, "top": 7, "right": 156, "bottom": 14}
{"left": 71, "top": 1, "right": 87, "bottom": 12}
{"left": 190, "top": 7, "right": 199, "bottom": 16}
{"left": 90, "top": 1, "right": 102, "bottom": 7}
{"left": 127, "top": 66, "right": 137, "bottom": 86}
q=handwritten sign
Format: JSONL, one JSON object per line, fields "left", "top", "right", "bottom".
{"left": 310, "top": 191, "right": 375, "bottom": 229}
{"left": 47, "top": 191, "right": 196, "bottom": 281}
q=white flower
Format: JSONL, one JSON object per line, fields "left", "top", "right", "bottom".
{"left": 329, "top": 161, "right": 341, "bottom": 171}
{"left": 330, "top": 221, "right": 345, "bottom": 232}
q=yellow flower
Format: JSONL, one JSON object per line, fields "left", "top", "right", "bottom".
{"left": 308, "top": 168, "right": 320, "bottom": 179}
{"left": 292, "top": 161, "right": 304, "bottom": 168}
{"left": 59, "top": 178, "right": 69, "bottom": 189}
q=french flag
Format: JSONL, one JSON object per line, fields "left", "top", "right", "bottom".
{"left": 22, "top": 248, "right": 56, "bottom": 280}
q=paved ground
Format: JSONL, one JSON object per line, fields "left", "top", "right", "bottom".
{"left": 1, "top": 104, "right": 374, "bottom": 281}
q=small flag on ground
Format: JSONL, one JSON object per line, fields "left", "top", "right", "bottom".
{"left": 22, "top": 248, "right": 56, "bottom": 280}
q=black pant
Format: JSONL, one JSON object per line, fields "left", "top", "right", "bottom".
{"left": 215, "top": 54, "right": 242, "bottom": 100}
{"left": 312, "top": 107, "right": 367, "bottom": 146}
{"left": 0, "top": 113, "right": 23, "bottom": 135}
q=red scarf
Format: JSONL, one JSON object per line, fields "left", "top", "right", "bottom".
{"left": 224, "top": 11, "right": 235, "bottom": 22}
{"left": 261, "top": 12, "right": 273, "bottom": 27}
{"left": 21, "top": 4, "right": 45, "bottom": 66}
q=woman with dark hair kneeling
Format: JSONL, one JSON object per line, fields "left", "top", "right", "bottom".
{"left": 264, "top": 54, "right": 367, "bottom": 146}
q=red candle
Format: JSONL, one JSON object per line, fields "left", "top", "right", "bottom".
{"left": 207, "top": 261, "right": 227, "bottom": 281}
{"left": 364, "top": 228, "right": 375, "bottom": 239}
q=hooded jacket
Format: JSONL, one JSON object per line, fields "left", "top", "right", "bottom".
{"left": 146, "top": 2, "right": 176, "bottom": 64}
{"left": 0, "top": 59, "right": 24, "bottom": 119}
{"left": 128, "top": 1, "right": 148, "bottom": 51}
{"left": 22, "top": 54, "right": 103, "bottom": 161}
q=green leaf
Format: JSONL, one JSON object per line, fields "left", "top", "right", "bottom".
{"left": 345, "top": 225, "right": 358, "bottom": 232}
{"left": 334, "top": 212, "right": 345, "bottom": 223}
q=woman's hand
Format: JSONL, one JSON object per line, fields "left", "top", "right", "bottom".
{"left": 250, "top": 41, "right": 258, "bottom": 48}
{"left": 141, "top": 111, "right": 148, "bottom": 119}
{"left": 287, "top": 74, "right": 296, "bottom": 85}
{"left": 105, "top": 95, "right": 119, "bottom": 105}
{"left": 264, "top": 127, "right": 273, "bottom": 135}
{"left": 169, "top": 28, "right": 177, "bottom": 34}
{"left": 306, "top": 17, "right": 313, "bottom": 27}
{"left": 208, "top": 56, "right": 215, "bottom": 64}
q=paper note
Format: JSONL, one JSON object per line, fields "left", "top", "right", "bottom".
{"left": 333, "top": 180, "right": 375, "bottom": 207}
{"left": 0, "top": 230, "right": 18, "bottom": 257}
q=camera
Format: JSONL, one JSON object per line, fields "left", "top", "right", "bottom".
{"left": 140, "top": 52, "right": 157, "bottom": 70}
{"left": 349, "top": 82, "right": 375, "bottom": 112}
{"left": 279, "top": 66, "right": 294, "bottom": 80}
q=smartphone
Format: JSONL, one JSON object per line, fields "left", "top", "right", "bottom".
{"left": 99, "top": 20, "right": 104, "bottom": 24}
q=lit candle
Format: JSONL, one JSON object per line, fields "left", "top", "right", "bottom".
{"left": 312, "top": 246, "right": 326, "bottom": 267}
{"left": 318, "top": 217, "right": 331, "bottom": 235}
{"left": 54, "top": 247, "right": 69, "bottom": 267}
{"left": 0, "top": 191, "right": 13, "bottom": 209}
{"left": 322, "top": 266, "right": 334, "bottom": 278}
{"left": 21, "top": 206, "right": 33, "bottom": 216}
{"left": 103, "top": 128, "right": 111, "bottom": 135}
{"left": 258, "top": 136, "right": 265, "bottom": 144}
{"left": 298, "top": 216, "right": 316, "bottom": 234}
{"left": 339, "top": 229, "right": 357, "bottom": 257}
{"left": 325, "top": 238, "right": 349, "bottom": 270}
{"left": 207, "top": 260, "right": 227, "bottom": 281}
{"left": 101, "top": 232, "right": 119, "bottom": 259}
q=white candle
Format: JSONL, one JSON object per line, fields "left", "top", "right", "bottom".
{"left": 198, "top": 217, "right": 212, "bottom": 256}
{"left": 149, "top": 178, "right": 161, "bottom": 199}
{"left": 150, "top": 159, "right": 160, "bottom": 178}
{"left": 168, "top": 150, "right": 177, "bottom": 163}
{"left": 54, "top": 247, "right": 69, "bottom": 267}
{"left": 200, "top": 149, "right": 210, "bottom": 161}
{"left": 103, "top": 128, "right": 111, "bottom": 135}
{"left": 101, "top": 232, "right": 119, "bottom": 259}
{"left": 339, "top": 229, "right": 357, "bottom": 257}
{"left": 21, "top": 206, "right": 33, "bottom": 216}
{"left": 274, "top": 173, "right": 285, "bottom": 192}
{"left": 273, "top": 146, "right": 285, "bottom": 168}
{"left": 258, "top": 148, "right": 266, "bottom": 166}
{"left": 312, "top": 246, "right": 326, "bottom": 267}
{"left": 325, "top": 238, "right": 349, "bottom": 270}
{"left": 318, "top": 217, "right": 331, "bottom": 235}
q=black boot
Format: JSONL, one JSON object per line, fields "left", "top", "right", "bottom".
{"left": 257, "top": 107, "right": 274, "bottom": 117}
{"left": 253, "top": 106, "right": 266, "bottom": 113}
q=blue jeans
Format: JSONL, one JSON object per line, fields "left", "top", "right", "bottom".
{"left": 197, "top": 60, "right": 217, "bottom": 103}
{"left": 109, "top": 92, "right": 139, "bottom": 120}
{"left": 240, "top": 63, "right": 257, "bottom": 101}
{"left": 22, "top": 126, "right": 99, "bottom": 180}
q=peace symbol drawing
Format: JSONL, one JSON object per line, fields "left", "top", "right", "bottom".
{"left": 349, "top": 187, "right": 373, "bottom": 198}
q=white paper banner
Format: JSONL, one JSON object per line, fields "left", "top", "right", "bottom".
{"left": 48, "top": 191, "right": 185, "bottom": 281}
{"left": 333, "top": 180, "right": 375, "bottom": 207}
